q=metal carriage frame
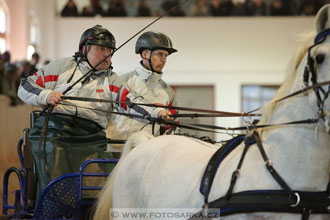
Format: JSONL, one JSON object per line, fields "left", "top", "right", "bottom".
{"left": 2, "top": 111, "right": 119, "bottom": 219}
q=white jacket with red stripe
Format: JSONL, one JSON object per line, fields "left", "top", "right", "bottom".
{"left": 107, "top": 63, "right": 177, "bottom": 144}
{"left": 18, "top": 57, "right": 162, "bottom": 129}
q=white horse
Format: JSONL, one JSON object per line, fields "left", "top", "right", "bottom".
{"left": 94, "top": 5, "right": 330, "bottom": 220}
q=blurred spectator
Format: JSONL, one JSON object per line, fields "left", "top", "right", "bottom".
{"left": 270, "top": 0, "right": 295, "bottom": 16}
{"left": 210, "top": 0, "right": 234, "bottom": 16}
{"left": 105, "top": 0, "right": 127, "bottom": 17}
{"left": 282, "top": 0, "right": 298, "bottom": 15}
{"left": 162, "top": 0, "right": 185, "bottom": 16}
{"left": 55, "top": 0, "right": 330, "bottom": 18}
{"left": 82, "top": 0, "right": 103, "bottom": 17}
{"left": 270, "top": 0, "right": 285, "bottom": 15}
{"left": 1, "top": 51, "right": 11, "bottom": 65}
{"left": 17, "top": 60, "right": 32, "bottom": 79}
{"left": 299, "top": 0, "right": 318, "bottom": 15}
{"left": 136, "top": 0, "right": 151, "bottom": 17}
{"left": 61, "top": 0, "right": 79, "bottom": 17}
{"left": 29, "top": 52, "right": 40, "bottom": 76}
{"left": 231, "top": 0, "right": 246, "bottom": 16}
{"left": 153, "top": 9, "right": 161, "bottom": 17}
{"left": 219, "top": 0, "right": 234, "bottom": 16}
{"left": 244, "top": 0, "right": 256, "bottom": 16}
{"left": 162, "top": 0, "right": 176, "bottom": 12}
{"left": 0, "top": 58, "right": 4, "bottom": 94}
{"left": 209, "top": 0, "right": 222, "bottom": 16}
{"left": 2, "top": 63, "right": 23, "bottom": 106}
{"left": 254, "top": 0, "right": 266, "bottom": 16}
{"left": 190, "top": 0, "right": 209, "bottom": 16}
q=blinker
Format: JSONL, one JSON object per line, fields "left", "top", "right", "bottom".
{"left": 314, "top": 28, "right": 330, "bottom": 44}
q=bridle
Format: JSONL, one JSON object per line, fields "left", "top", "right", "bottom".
{"left": 304, "top": 28, "right": 330, "bottom": 120}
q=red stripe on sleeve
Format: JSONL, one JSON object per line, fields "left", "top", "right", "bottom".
{"left": 44, "top": 75, "right": 59, "bottom": 83}
{"left": 168, "top": 101, "right": 177, "bottom": 114}
{"left": 109, "top": 85, "right": 120, "bottom": 93}
{"left": 35, "top": 75, "right": 58, "bottom": 88}
{"left": 35, "top": 76, "right": 44, "bottom": 88}
{"left": 120, "top": 88, "right": 129, "bottom": 110}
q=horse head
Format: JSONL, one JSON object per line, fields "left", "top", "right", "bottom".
{"left": 306, "top": 4, "right": 330, "bottom": 133}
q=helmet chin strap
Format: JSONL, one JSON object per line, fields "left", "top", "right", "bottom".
{"left": 146, "top": 51, "right": 162, "bottom": 74}
{"left": 83, "top": 44, "right": 113, "bottom": 72}
{"left": 83, "top": 44, "right": 97, "bottom": 70}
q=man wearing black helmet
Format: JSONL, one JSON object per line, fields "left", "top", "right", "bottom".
{"left": 17, "top": 25, "right": 171, "bottom": 199}
{"left": 107, "top": 31, "right": 178, "bottom": 150}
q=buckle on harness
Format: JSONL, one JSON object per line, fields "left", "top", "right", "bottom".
{"left": 290, "top": 192, "right": 301, "bottom": 207}
{"left": 265, "top": 159, "right": 273, "bottom": 167}
{"left": 202, "top": 203, "right": 209, "bottom": 217}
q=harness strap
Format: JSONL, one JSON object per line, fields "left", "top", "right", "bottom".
{"left": 302, "top": 208, "right": 311, "bottom": 220}
{"left": 189, "top": 190, "right": 330, "bottom": 219}
{"left": 224, "top": 135, "right": 255, "bottom": 201}
{"left": 253, "top": 132, "right": 295, "bottom": 198}
{"left": 200, "top": 135, "right": 245, "bottom": 204}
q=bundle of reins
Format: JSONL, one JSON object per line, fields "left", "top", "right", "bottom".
{"left": 59, "top": 76, "right": 330, "bottom": 135}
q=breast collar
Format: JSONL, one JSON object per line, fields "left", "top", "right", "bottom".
{"left": 135, "top": 63, "right": 163, "bottom": 83}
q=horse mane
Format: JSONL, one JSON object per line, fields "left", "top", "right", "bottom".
{"left": 258, "top": 32, "right": 315, "bottom": 130}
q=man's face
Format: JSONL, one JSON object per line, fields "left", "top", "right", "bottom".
{"left": 142, "top": 49, "right": 169, "bottom": 73}
{"left": 84, "top": 45, "right": 112, "bottom": 70}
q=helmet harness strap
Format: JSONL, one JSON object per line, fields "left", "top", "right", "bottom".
{"left": 147, "top": 50, "right": 161, "bottom": 74}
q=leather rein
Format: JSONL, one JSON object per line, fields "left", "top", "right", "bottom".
{"left": 60, "top": 78, "right": 330, "bottom": 134}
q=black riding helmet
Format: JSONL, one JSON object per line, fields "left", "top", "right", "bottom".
{"left": 79, "top": 25, "right": 116, "bottom": 57}
{"left": 135, "top": 31, "right": 177, "bottom": 55}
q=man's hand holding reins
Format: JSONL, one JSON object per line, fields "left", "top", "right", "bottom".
{"left": 158, "top": 110, "right": 173, "bottom": 127}
{"left": 47, "top": 91, "right": 64, "bottom": 106}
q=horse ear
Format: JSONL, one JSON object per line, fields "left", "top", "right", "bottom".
{"left": 315, "top": 4, "right": 330, "bottom": 33}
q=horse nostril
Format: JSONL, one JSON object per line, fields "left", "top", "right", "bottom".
{"left": 316, "top": 53, "right": 325, "bottom": 64}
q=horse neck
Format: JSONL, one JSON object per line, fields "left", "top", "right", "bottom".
{"left": 262, "top": 56, "right": 321, "bottom": 143}
{"left": 260, "top": 90, "right": 330, "bottom": 190}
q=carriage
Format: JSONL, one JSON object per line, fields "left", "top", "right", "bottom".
{"left": 2, "top": 111, "right": 120, "bottom": 219}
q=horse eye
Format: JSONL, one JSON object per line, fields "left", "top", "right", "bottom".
{"left": 315, "top": 53, "right": 325, "bottom": 64}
